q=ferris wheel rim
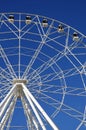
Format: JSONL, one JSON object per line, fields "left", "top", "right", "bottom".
{"left": 0, "top": 12, "right": 86, "bottom": 37}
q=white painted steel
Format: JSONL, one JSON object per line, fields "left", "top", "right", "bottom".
{"left": 0, "top": 13, "right": 86, "bottom": 130}
{"left": 22, "top": 83, "right": 59, "bottom": 130}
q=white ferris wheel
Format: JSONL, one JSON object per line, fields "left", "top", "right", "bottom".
{"left": 0, "top": 13, "right": 86, "bottom": 130}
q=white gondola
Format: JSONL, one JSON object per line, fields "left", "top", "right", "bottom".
{"left": 42, "top": 19, "right": 48, "bottom": 27}
{"left": 73, "top": 32, "right": 79, "bottom": 41}
{"left": 57, "top": 24, "right": 64, "bottom": 33}
{"left": 25, "top": 16, "right": 32, "bottom": 24}
{"left": 8, "top": 15, "right": 14, "bottom": 23}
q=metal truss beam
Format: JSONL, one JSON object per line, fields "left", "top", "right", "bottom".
{"left": 22, "top": 83, "right": 59, "bottom": 130}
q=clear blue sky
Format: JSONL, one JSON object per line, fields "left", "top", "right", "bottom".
{"left": 0, "top": 0, "right": 86, "bottom": 130}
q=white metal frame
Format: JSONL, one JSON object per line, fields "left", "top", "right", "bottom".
{"left": 0, "top": 83, "right": 59, "bottom": 130}
{"left": 0, "top": 12, "right": 86, "bottom": 130}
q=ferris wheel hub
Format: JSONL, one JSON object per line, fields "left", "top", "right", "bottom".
{"left": 13, "top": 79, "right": 28, "bottom": 98}
{"left": 13, "top": 79, "right": 28, "bottom": 85}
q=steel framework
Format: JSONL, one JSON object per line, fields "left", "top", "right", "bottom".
{"left": 0, "top": 13, "right": 86, "bottom": 130}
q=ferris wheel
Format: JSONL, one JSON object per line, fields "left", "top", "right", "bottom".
{"left": 0, "top": 13, "right": 86, "bottom": 130}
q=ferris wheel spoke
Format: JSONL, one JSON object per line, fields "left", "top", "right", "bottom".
{"left": 52, "top": 100, "right": 84, "bottom": 121}
{"left": 22, "top": 43, "right": 45, "bottom": 79}
{"left": 0, "top": 68, "right": 13, "bottom": 82}
{"left": 21, "top": 23, "right": 36, "bottom": 38}
{"left": 0, "top": 88, "right": 11, "bottom": 97}
{"left": 76, "top": 106, "right": 86, "bottom": 130}
{"left": 61, "top": 105, "right": 84, "bottom": 121}
{"left": 31, "top": 85, "right": 64, "bottom": 95}
{"left": 33, "top": 89, "right": 65, "bottom": 116}
{"left": 0, "top": 86, "right": 11, "bottom": 95}
{"left": 18, "top": 13, "right": 21, "bottom": 79}
{"left": 0, "top": 88, "right": 11, "bottom": 100}
{"left": 0, "top": 86, "right": 9, "bottom": 97}
{"left": 54, "top": 67, "right": 82, "bottom": 80}
{"left": 66, "top": 50, "right": 86, "bottom": 87}
{"left": 39, "top": 85, "right": 86, "bottom": 97}
{"left": 27, "top": 81, "right": 63, "bottom": 91}
{"left": 64, "top": 55, "right": 86, "bottom": 90}
{"left": 28, "top": 71, "right": 58, "bottom": 85}
{"left": 0, "top": 45, "right": 17, "bottom": 78}
{"left": 27, "top": 38, "right": 80, "bottom": 81}
{"left": 22, "top": 19, "right": 54, "bottom": 79}
{"left": 48, "top": 30, "right": 58, "bottom": 35}
{"left": 34, "top": 88, "right": 64, "bottom": 105}
{"left": 0, "top": 81, "right": 12, "bottom": 89}
{"left": 39, "top": 97, "right": 60, "bottom": 110}
{"left": 25, "top": 52, "right": 59, "bottom": 80}
{"left": 2, "top": 67, "right": 16, "bottom": 79}
{"left": 34, "top": 86, "right": 85, "bottom": 121}
{"left": 0, "top": 82, "right": 12, "bottom": 91}
{"left": 63, "top": 66, "right": 80, "bottom": 76}
{"left": 26, "top": 39, "right": 78, "bottom": 80}
{"left": 66, "top": 45, "right": 84, "bottom": 69}
{"left": 46, "top": 34, "right": 66, "bottom": 48}
{"left": 27, "top": 52, "right": 64, "bottom": 81}
{"left": 2, "top": 20, "right": 18, "bottom": 38}
{"left": 57, "top": 86, "right": 86, "bottom": 97}
{"left": 39, "top": 98, "right": 62, "bottom": 118}
{"left": 67, "top": 35, "right": 83, "bottom": 53}
{"left": 42, "top": 75, "right": 62, "bottom": 84}
{"left": 0, "top": 73, "right": 12, "bottom": 83}
{"left": 40, "top": 73, "right": 55, "bottom": 81}
{"left": 67, "top": 89, "right": 86, "bottom": 97}
{"left": 65, "top": 54, "right": 81, "bottom": 74}
{"left": 22, "top": 41, "right": 45, "bottom": 79}
{"left": 44, "top": 41, "right": 61, "bottom": 53}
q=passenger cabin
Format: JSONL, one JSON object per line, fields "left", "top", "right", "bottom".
{"left": 8, "top": 15, "right": 14, "bottom": 23}
{"left": 26, "top": 16, "right": 32, "bottom": 24}
{"left": 58, "top": 24, "right": 64, "bottom": 33}
{"left": 42, "top": 19, "right": 48, "bottom": 27}
{"left": 73, "top": 32, "right": 79, "bottom": 41}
